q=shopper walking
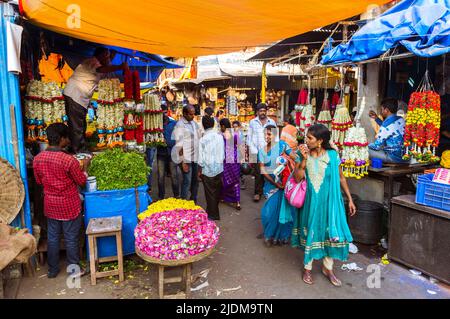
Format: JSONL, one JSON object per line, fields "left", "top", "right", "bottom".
{"left": 247, "top": 103, "right": 276, "bottom": 202}
{"left": 220, "top": 118, "right": 241, "bottom": 210}
{"left": 198, "top": 116, "right": 225, "bottom": 220}
{"left": 291, "top": 124, "right": 356, "bottom": 287}
{"left": 259, "top": 125, "right": 295, "bottom": 247}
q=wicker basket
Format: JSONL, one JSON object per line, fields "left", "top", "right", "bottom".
{"left": 136, "top": 246, "right": 215, "bottom": 266}
{"left": 0, "top": 158, "right": 25, "bottom": 224}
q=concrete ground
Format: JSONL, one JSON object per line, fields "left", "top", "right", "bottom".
{"left": 17, "top": 175, "right": 450, "bottom": 299}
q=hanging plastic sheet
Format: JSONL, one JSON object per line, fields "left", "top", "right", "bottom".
{"left": 83, "top": 185, "right": 151, "bottom": 258}
{"left": 20, "top": 0, "right": 389, "bottom": 57}
{"left": 322, "top": 0, "right": 450, "bottom": 64}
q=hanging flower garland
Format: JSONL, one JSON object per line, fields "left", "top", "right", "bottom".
{"left": 143, "top": 93, "right": 166, "bottom": 147}
{"left": 341, "top": 126, "right": 369, "bottom": 179}
{"left": 24, "top": 80, "right": 67, "bottom": 142}
{"left": 299, "top": 104, "right": 315, "bottom": 134}
{"left": 96, "top": 78, "right": 124, "bottom": 148}
{"left": 403, "top": 84, "right": 441, "bottom": 163}
{"left": 331, "top": 104, "right": 352, "bottom": 149}
{"left": 135, "top": 209, "right": 220, "bottom": 261}
{"left": 317, "top": 95, "right": 332, "bottom": 130}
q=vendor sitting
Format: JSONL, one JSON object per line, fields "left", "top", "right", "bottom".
{"left": 368, "top": 98, "right": 407, "bottom": 164}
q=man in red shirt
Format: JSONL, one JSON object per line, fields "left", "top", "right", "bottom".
{"left": 33, "top": 123, "right": 88, "bottom": 278}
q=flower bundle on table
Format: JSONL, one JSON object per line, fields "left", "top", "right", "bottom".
{"left": 135, "top": 209, "right": 220, "bottom": 260}
{"left": 24, "top": 80, "right": 67, "bottom": 142}
{"left": 403, "top": 91, "right": 441, "bottom": 162}
{"left": 331, "top": 104, "right": 352, "bottom": 149}
{"left": 96, "top": 79, "right": 124, "bottom": 148}
{"left": 341, "top": 126, "right": 369, "bottom": 179}
{"left": 143, "top": 93, "right": 166, "bottom": 147}
{"left": 138, "top": 198, "right": 203, "bottom": 221}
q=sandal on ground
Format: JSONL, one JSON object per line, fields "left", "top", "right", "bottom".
{"left": 303, "top": 270, "right": 314, "bottom": 285}
{"left": 236, "top": 203, "right": 241, "bottom": 210}
{"left": 322, "top": 267, "right": 342, "bottom": 287}
{"left": 253, "top": 194, "right": 261, "bottom": 202}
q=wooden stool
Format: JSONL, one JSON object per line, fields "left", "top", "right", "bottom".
{"left": 86, "top": 216, "right": 124, "bottom": 285}
{"left": 136, "top": 247, "right": 214, "bottom": 299}
{"left": 157, "top": 263, "right": 192, "bottom": 299}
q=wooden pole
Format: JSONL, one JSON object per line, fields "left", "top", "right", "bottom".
{"left": 9, "top": 104, "right": 25, "bottom": 228}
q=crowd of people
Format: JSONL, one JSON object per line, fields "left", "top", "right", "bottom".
{"left": 30, "top": 45, "right": 447, "bottom": 286}
{"left": 146, "top": 102, "right": 360, "bottom": 287}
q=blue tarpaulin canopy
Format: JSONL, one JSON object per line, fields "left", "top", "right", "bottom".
{"left": 26, "top": 22, "right": 182, "bottom": 82}
{"left": 322, "top": 0, "right": 450, "bottom": 65}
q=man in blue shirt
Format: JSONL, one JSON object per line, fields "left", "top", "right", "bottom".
{"left": 368, "top": 98, "right": 407, "bottom": 163}
{"left": 156, "top": 106, "right": 180, "bottom": 200}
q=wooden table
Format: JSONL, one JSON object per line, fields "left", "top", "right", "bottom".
{"left": 389, "top": 195, "right": 450, "bottom": 284}
{"left": 136, "top": 247, "right": 215, "bottom": 299}
{"left": 368, "top": 163, "right": 438, "bottom": 206}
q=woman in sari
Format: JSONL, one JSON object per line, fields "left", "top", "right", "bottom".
{"left": 259, "top": 125, "right": 296, "bottom": 247}
{"left": 219, "top": 118, "right": 241, "bottom": 210}
{"left": 292, "top": 124, "right": 356, "bottom": 287}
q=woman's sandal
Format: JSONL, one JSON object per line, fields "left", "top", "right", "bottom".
{"left": 322, "top": 267, "right": 342, "bottom": 287}
{"left": 303, "top": 270, "right": 314, "bottom": 285}
{"left": 236, "top": 203, "right": 241, "bottom": 210}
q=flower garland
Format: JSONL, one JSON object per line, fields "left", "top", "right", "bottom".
{"left": 96, "top": 78, "right": 124, "bottom": 148}
{"left": 135, "top": 209, "right": 220, "bottom": 261}
{"left": 24, "top": 80, "right": 67, "bottom": 142}
{"left": 143, "top": 93, "right": 166, "bottom": 147}
{"left": 317, "top": 96, "right": 332, "bottom": 130}
{"left": 138, "top": 198, "right": 203, "bottom": 221}
{"left": 341, "top": 126, "right": 369, "bottom": 179}
{"left": 403, "top": 90, "right": 441, "bottom": 163}
{"left": 331, "top": 104, "right": 352, "bottom": 149}
{"left": 299, "top": 104, "right": 315, "bottom": 134}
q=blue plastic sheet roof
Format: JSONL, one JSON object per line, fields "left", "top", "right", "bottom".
{"left": 322, "top": 0, "right": 450, "bottom": 64}
{"left": 26, "top": 23, "right": 182, "bottom": 82}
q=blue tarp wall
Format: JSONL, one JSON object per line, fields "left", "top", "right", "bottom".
{"left": 0, "top": 3, "right": 32, "bottom": 230}
{"left": 322, "top": 0, "right": 450, "bottom": 64}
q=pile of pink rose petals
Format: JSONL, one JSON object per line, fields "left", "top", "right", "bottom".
{"left": 135, "top": 209, "right": 220, "bottom": 260}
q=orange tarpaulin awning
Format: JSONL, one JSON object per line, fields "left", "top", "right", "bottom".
{"left": 20, "top": 0, "right": 390, "bottom": 57}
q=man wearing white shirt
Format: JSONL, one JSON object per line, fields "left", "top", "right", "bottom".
{"left": 246, "top": 103, "right": 276, "bottom": 202}
{"left": 63, "top": 47, "right": 128, "bottom": 153}
{"left": 198, "top": 116, "right": 225, "bottom": 220}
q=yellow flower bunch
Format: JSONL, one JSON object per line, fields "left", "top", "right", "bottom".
{"left": 138, "top": 198, "right": 204, "bottom": 220}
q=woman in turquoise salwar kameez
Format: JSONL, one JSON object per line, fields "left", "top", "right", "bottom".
{"left": 292, "top": 124, "right": 356, "bottom": 287}
{"left": 258, "top": 125, "right": 297, "bottom": 247}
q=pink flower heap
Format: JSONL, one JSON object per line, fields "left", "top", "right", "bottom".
{"left": 135, "top": 209, "right": 220, "bottom": 261}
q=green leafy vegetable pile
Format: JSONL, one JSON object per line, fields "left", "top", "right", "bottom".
{"left": 88, "top": 148, "right": 150, "bottom": 191}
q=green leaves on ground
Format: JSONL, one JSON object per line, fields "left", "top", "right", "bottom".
{"left": 88, "top": 148, "right": 150, "bottom": 190}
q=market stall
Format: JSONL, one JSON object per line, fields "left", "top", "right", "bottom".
{"left": 2, "top": 15, "right": 183, "bottom": 266}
